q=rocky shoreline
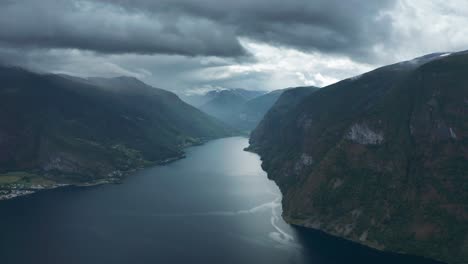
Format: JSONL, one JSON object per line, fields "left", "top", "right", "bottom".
{"left": 0, "top": 180, "right": 119, "bottom": 201}
{"left": 0, "top": 184, "right": 68, "bottom": 201}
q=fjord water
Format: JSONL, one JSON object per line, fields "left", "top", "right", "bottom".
{"left": 0, "top": 137, "right": 442, "bottom": 264}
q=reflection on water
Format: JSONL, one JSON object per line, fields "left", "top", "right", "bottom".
{"left": 0, "top": 137, "right": 443, "bottom": 264}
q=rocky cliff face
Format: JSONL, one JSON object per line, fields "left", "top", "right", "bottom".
{"left": 249, "top": 52, "right": 468, "bottom": 264}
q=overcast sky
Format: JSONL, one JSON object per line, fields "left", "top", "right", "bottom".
{"left": 0, "top": 0, "right": 467, "bottom": 94}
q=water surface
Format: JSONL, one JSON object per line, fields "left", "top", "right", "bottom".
{"left": 0, "top": 137, "right": 442, "bottom": 264}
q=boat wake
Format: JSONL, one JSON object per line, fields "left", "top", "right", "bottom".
{"left": 138, "top": 196, "right": 280, "bottom": 217}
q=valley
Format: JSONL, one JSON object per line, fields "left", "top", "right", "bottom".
{"left": 0, "top": 137, "right": 444, "bottom": 264}
{"left": 182, "top": 87, "right": 318, "bottom": 132}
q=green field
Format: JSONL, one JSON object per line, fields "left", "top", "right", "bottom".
{"left": 0, "top": 171, "right": 55, "bottom": 186}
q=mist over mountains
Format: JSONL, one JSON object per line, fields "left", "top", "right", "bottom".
{"left": 182, "top": 87, "right": 318, "bottom": 132}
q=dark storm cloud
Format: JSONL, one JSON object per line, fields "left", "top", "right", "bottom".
{"left": 0, "top": 0, "right": 246, "bottom": 57}
{"left": 0, "top": 0, "right": 395, "bottom": 61}
{"left": 95, "top": 0, "right": 397, "bottom": 61}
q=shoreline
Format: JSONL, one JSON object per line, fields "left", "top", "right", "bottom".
{"left": 288, "top": 219, "right": 447, "bottom": 264}
{"left": 0, "top": 138, "right": 218, "bottom": 202}
{"left": 0, "top": 157, "right": 184, "bottom": 202}
{"left": 246, "top": 143, "right": 449, "bottom": 264}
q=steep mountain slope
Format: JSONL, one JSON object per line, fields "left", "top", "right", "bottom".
{"left": 0, "top": 66, "right": 233, "bottom": 187}
{"left": 250, "top": 86, "right": 320, "bottom": 138}
{"left": 248, "top": 52, "right": 468, "bottom": 264}
{"left": 235, "top": 87, "right": 317, "bottom": 131}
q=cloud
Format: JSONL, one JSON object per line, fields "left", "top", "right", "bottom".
{"left": 0, "top": 0, "right": 397, "bottom": 61}
{"left": 0, "top": 0, "right": 467, "bottom": 94}
{"left": 95, "top": 0, "right": 396, "bottom": 62}
{"left": 0, "top": 0, "right": 246, "bottom": 57}
{"left": 378, "top": 0, "right": 468, "bottom": 63}
{"left": 188, "top": 39, "right": 372, "bottom": 89}
{"left": 0, "top": 38, "right": 370, "bottom": 93}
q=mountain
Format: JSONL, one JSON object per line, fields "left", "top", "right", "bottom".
{"left": 237, "top": 87, "right": 319, "bottom": 131}
{"left": 196, "top": 88, "right": 266, "bottom": 131}
{"left": 197, "top": 87, "right": 318, "bottom": 132}
{"left": 0, "top": 66, "right": 234, "bottom": 188}
{"left": 248, "top": 52, "right": 468, "bottom": 264}
{"left": 199, "top": 89, "right": 252, "bottom": 124}
{"left": 181, "top": 88, "right": 265, "bottom": 108}
{"left": 204, "top": 88, "right": 266, "bottom": 101}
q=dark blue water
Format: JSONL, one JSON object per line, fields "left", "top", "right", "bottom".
{"left": 0, "top": 137, "right": 443, "bottom": 264}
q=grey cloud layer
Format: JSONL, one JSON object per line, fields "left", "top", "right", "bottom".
{"left": 104, "top": 0, "right": 395, "bottom": 60}
{"left": 2, "top": 0, "right": 466, "bottom": 94}
{"left": 0, "top": 0, "right": 395, "bottom": 61}
{"left": 0, "top": 0, "right": 245, "bottom": 57}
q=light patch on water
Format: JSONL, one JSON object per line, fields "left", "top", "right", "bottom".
{"left": 134, "top": 197, "right": 280, "bottom": 217}
{"left": 115, "top": 194, "right": 301, "bottom": 249}
{"left": 269, "top": 199, "right": 302, "bottom": 250}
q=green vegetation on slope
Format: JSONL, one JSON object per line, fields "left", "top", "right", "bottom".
{"left": 249, "top": 52, "right": 468, "bottom": 264}
{"left": 0, "top": 66, "right": 234, "bottom": 185}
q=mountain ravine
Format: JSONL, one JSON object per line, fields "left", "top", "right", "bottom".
{"left": 248, "top": 52, "right": 468, "bottom": 264}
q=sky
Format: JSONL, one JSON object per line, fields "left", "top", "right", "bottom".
{"left": 0, "top": 0, "right": 468, "bottom": 95}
